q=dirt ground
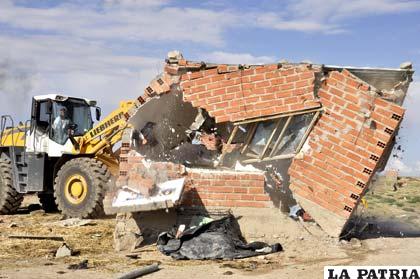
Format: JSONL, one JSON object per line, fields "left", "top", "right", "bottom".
{"left": 0, "top": 178, "right": 419, "bottom": 279}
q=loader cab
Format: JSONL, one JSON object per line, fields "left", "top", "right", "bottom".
{"left": 27, "top": 94, "right": 98, "bottom": 157}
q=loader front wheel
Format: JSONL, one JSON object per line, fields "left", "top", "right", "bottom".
{"left": 54, "top": 158, "right": 110, "bottom": 219}
{"left": 0, "top": 158, "right": 23, "bottom": 214}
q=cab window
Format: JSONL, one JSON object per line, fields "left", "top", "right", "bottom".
{"left": 36, "top": 101, "right": 51, "bottom": 132}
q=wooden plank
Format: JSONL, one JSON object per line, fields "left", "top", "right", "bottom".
{"left": 234, "top": 107, "right": 322, "bottom": 125}
{"left": 259, "top": 119, "right": 283, "bottom": 159}
{"left": 240, "top": 123, "right": 258, "bottom": 154}
{"left": 269, "top": 116, "right": 293, "bottom": 157}
{"left": 242, "top": 153, "right": 295, "bottom": 163}
{"left": 218, "top": 125, "right": 239, "bottom": 165}
{"left": 295, "top": 110, "right": 320, "bottom": 153}
{"left": 8, "top": 235, "right": 65, "bottom": 241}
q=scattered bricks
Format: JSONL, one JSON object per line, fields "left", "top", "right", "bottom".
{"left": 164, "top": 64, "right": 179, "bottom": 75}
{"left": 149, "top": 77, "right": 171, "bottom": 95}
{"left": 217, "top": 65, "right": 228, "bottom": 74}
{"left": 200, "top": 133, "right": 220, "bottom": 151}
{"left": 144, "top": 86, "right": 156, "bottom": 98}
{"left": 177, "top": 59, "right": 187, "bottom": 66}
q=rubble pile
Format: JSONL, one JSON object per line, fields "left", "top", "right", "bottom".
{"left": 104, "top": 51, "right": 414, "bottom": 237}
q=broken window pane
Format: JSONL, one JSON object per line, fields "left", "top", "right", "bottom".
{"left": 271, "top": 113, "right": 315, "bottom": 157}
{"left": 249, "top": 120, "right": 277, "bottom": 155}
{"left": 235, "top": 111, "right": 318, "bottom": 162}
{"left": 231, "top": 124, "right": 250, "bottom": 144}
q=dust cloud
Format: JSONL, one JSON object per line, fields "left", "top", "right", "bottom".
{"left": 0, "top": 58, "right": 34, "bottom": 122}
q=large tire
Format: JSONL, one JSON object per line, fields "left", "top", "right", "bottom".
{"left": 54, "top": 157, "right": 110, "bottom": 219}
{"left": 38, "top": 193, "right": 58, "bottom": 213}
{"left": 0, "top": 158, "right": 23, "bottom": 214}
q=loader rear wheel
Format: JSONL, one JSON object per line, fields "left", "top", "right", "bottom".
{"left": 54, "top": 158, "right": 110, "bottom": 219}
{"left": 0, "top": 158, "right": 23, "bottom": 214}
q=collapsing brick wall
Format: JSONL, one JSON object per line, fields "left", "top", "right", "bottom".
{"left": 288, "top": 70, "right": 406, "bottom": 236}
{"left": 113, "top": 147, "right": 270, "bottom": 211}
{"left": 110, "top": 51, "right": 413, "bottom": 237}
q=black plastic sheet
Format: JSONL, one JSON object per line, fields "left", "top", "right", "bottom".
{"left": 157, "top": 215, "right": 282, "bottom": 260}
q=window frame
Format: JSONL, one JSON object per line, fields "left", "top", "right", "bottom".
{"left": 223, "top": 108, "right": 321, "bottom": 164}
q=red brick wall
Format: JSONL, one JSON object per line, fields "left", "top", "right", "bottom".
{"left": 180, "top": 64, "right": 321, "bottom": 123}
{"left": 289, "top": 69, "right": 405, "bottom": 218}
{"left": 118, "top": 133, "right": 270, "bottom": 208}
{"left": 181, "top": 169, "right": 270, "bottom": 208}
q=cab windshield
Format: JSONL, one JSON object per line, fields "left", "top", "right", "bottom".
{"left": 51, "top": 99, "right": 93, "bottom": 145}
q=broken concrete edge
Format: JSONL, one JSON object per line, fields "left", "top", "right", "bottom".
{"left": 105, "top": 200, "right": 175, "bottom": 215}
{"left": 110, "top": 51, "right": 413, "bottom": 238}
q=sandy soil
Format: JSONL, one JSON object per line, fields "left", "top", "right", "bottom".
{"left": 0, "top": 178, "right": 419, "bottom": 279}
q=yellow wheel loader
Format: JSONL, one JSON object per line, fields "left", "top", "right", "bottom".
{"left": 0, "top": 94, "right": 135, "bottom": 218}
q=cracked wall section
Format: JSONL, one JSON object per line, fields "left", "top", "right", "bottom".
{"left": 111, "top": 146, "right": 270, "bottom": 212}
{"left": 180, "top": 63, "right": 321, "bottom": 123}
{"left": 288, "top": 69, "right": 405, "bottom": 237}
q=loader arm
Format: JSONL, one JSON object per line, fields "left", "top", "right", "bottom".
{"left": 74, "top": 100, "right": 135, "bottom": 174}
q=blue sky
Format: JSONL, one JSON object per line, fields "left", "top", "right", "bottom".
{"left": 0, "top": 0, "right": 419, "bottom": 175}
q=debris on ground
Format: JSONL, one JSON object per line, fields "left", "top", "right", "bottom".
{"left": 51, "top": 218, "right": 96, "bottom": 228}
{"left": 289, "top": 205, "right": 304, "bottom": 220}
{"left": 55, "top": 243, "right": 73, "bottom": 258}
{"left": 67, "top": 259, "right": 89, "bottom": 270}
{"left": 125, "top": 252, "right": 140, "bottom": 259}
{"left": 116, "top": 263, "right": 160, "bottom": 279}
{"left": 8, "top": 234, "right": 65, "bottom": 241}
{"left": 349, "top": 238, "right": 362, "bottom": 248}
{"left": 8, "top": 222, "right": 17, "bottom": 228}
{"left": 29, "top": 209, "right": 46, "bottom": 216}
{"left": 157, "top": 214, "right": 282, "bottom": 260}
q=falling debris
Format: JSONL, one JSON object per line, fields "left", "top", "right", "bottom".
{"left": 234, "top": 161, "right": 260, "bottom": 172}
{"left": 51, "top": 218, "right": 96, "bottom": 227}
